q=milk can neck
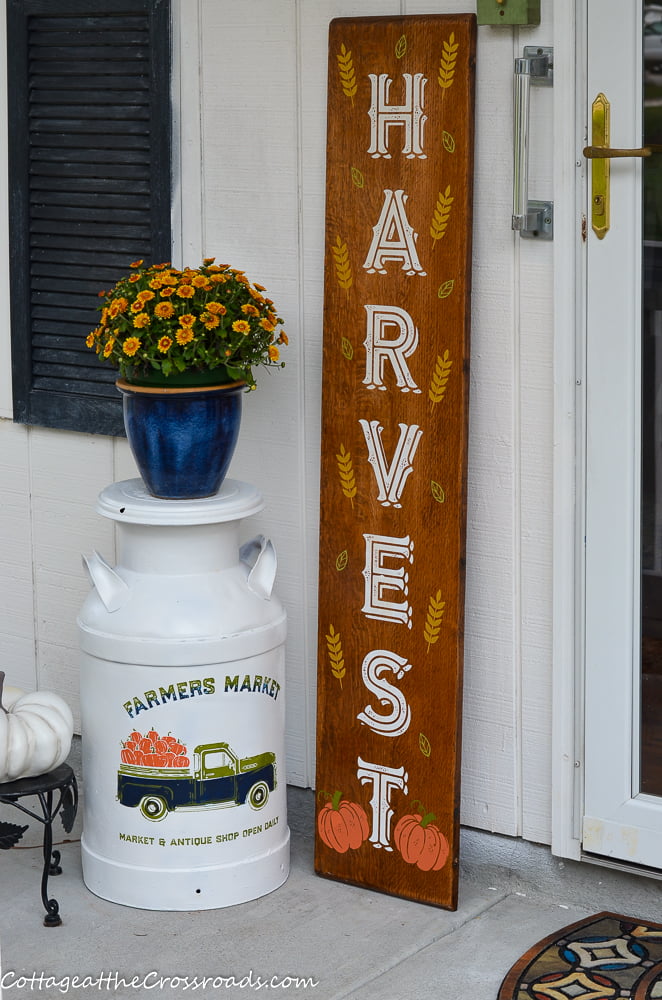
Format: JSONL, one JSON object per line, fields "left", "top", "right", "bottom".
{"left": 116, "top": 520, "right": 241, "bottom": 574}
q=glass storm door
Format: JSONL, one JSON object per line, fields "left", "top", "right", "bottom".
{"left": 583, "top": 0, "right": 662, "bottom": 868}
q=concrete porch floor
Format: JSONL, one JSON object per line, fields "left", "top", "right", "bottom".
{"left": 1, "top": 740, "right": 661, "bottom": 999}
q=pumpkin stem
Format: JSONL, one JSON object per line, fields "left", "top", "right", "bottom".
{"left": 0, "top": 670, "right": 6, "bottom": 714}
{"left": 317, "top": 789, "right": 343, "bottom": 810}
{"left": 420, "top": 811, "right": 437, "bottom": 829}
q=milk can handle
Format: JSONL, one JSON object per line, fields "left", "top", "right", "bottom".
{"left": 82, "top": 550, "right": 130, "bottom": 613}
{"left": 239, "top": 534, "right": 277, "bottom": 600}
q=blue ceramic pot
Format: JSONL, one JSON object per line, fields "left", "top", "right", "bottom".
{"left": 117, "top": 379, "right": 244, "bottom": 499}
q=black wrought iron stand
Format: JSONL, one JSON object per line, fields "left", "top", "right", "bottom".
{"left": 0, "top": 763, "right": 78, "bottom": 926}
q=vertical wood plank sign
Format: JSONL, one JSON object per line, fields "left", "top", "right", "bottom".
{"left": 315, "top": 14, "right": 476, "bottom": 909}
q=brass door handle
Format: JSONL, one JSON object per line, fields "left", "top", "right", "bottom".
{"left": 584, "top": 93, "right": 658, "bottom": 239}
{"left": 584, "top": 145, "right": 662, "bottom": 159}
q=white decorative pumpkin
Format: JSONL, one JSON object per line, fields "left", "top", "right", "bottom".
{"left": 0, "top": 671, "right": 74, "bottom": 783}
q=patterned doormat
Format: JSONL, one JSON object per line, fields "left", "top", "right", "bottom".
{"left": 498, "top": 911, "right": 662, "bottom": 999}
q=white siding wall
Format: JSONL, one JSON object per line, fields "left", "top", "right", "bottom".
{"left": 0, "top": 0, "right": 557, "bottom": 843}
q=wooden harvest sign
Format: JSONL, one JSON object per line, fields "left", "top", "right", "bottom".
{"left": 315, "top": 14, "right": 476, "bottom": 909}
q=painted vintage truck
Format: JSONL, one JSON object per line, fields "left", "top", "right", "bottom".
{"left": 117, "top": 741, "right": 276, "bottom": 821}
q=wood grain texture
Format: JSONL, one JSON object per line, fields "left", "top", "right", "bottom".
{"left": 315, "top": 14, "right": 476, "bottom": 908}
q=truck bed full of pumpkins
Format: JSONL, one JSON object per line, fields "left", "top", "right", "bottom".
{"left": 120, "top": 729, "right": 190, "bottom": 769}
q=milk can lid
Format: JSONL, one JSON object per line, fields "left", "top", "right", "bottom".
{"left": 96, "top": 478, "right": 265, "bottom": 525}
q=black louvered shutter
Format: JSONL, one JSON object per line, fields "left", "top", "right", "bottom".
{"left": 7, "top": 0, "right": 171, "bottom": 435}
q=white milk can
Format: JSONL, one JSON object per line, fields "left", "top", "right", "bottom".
{"left": 77, "top": 478, "right": 289, "bottom": 910}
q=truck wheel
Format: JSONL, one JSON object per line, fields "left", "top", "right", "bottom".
{"left": 139, "top": 795, "right": 168, "bottom": 821}
{"left": 247, "top": 780, "right": 269, "bottom": 810}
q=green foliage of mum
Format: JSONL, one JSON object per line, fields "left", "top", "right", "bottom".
{"left": 86, "top": 258, "right": 288, "bottom": 389}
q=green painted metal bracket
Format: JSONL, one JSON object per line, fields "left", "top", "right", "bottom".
{"left": 476, "top": 0, "right": 541, "bottom": 26}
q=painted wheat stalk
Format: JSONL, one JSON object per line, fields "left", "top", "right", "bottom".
{"left": 429, "top": 350, "right": 453, "bottom": 406}
{"left": 326, "top": 624, "right": 346, "bottom": 688}
{"left": 332, "top": 236, "right": 353, "bottom": 293}
{"left": 336, "top": 444, "right": 357, "bottom": 506}
{"left": 424, "top": 591, "right": 446, "bottom": 652}
{"left": 430, "top": 186, "right": 454, "bottom": 246}
{"left": 438, "top": 32, "right": 458, "bottom": 89}
{"left": 337, "top": 44, "right": 357, "bottom": 104}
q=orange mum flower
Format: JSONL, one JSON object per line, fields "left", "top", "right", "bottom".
{"left": 157, "top": 336, "right": 173, "bottom": 353}
{"left": 232, "top": 320, "right": 251, "bottom": 335}
{"left": 268, "top": 345, "right": 280, "bottom": 362}
{"left": 178, "top": 314, "right": 196, "bottom": 328}
{"left": 202, "top": 314, "right": 220, "bottom": 330}
{"left": 103, "top": 339, "right": 115, "bottom": 358}
{"left": 159, "top": 286, "right": 175, "bottom": 297}
{"left": 241, "top": 304, "right": 260, "bottom": 317}
{"left": 133, "top": 312, "right": 150, "bottom": 329}
{"left": 85, "top": 332, "right": 96, "bottom": 348}
{"left": 122, "top": 337, "right": 141, "bottom": 356}
{"left": 176, "top": 284, "right": 195, "bottom": 299}
{"left": 154, "top": 302, "right": 175, "bottom": 319}
{"left": 206, "top": 301, "right": 226, "bottom": 316}
{"left": 176, "top": 328, "right": 195, "bottom": 346}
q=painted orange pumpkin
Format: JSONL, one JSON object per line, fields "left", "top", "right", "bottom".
{"left": 393, "top": 809, "right": 449, "bottom": 872}
{"left": 121, "top": 747, "right": 137, "bottom": 765}
{"left": 317, "top": 791, "right": 369, "bottom": 853}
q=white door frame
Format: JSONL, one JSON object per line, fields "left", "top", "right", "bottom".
{"left": 551, "top": 0, "right": 585, "bottom": 863}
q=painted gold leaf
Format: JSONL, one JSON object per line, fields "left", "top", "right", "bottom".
{"left": 336, "top": 444, "right": 357, "bottom": 506}
{"left": 431, "top": 481, "right": 446, "bottom": 503}
{"left": 438, "top": 278, "right": 455, "bottom": 299}
{"left": 442, "top": 130, "right": 456, "bottom": 153}
{"left": 429, "top": 350, "right": 453, "bottom": 405}
{"left": 326, "top": 624, "right": 346, "bottom": 688}
{"left": 337, "top": 43, "right": 357, "bottom": 104}
{"left": 341, "top": 337, "right": 354, "bottom": 360}
{"left": 419, "top": 732, "right": 432, "bottom": 758}
{"left": 438, "top": 32, "right": 459, "bottom": 89}
{"left": 430, "top": 185, "right": 454, "bottom": 245}
{"left": 335, "top": 549, "right": 348, "bottom": 572}
{"left": 351, "top": 166, "right": 365, "bottom": 188}
{"left": 332, "top": 235, "right": 353, "bottom": 292}
{"left": 424, "top": 591, "right": 446, "bottom": 651}
{"left": 395, "top": 34, "right": 407, "bottom": 59}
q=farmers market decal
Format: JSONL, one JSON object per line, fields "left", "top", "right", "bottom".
{"left": 315, "top": 14, "right": 475, "bottom": 909}
{"left": 118, "top": 728, "right": 277, "bottom": 821}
